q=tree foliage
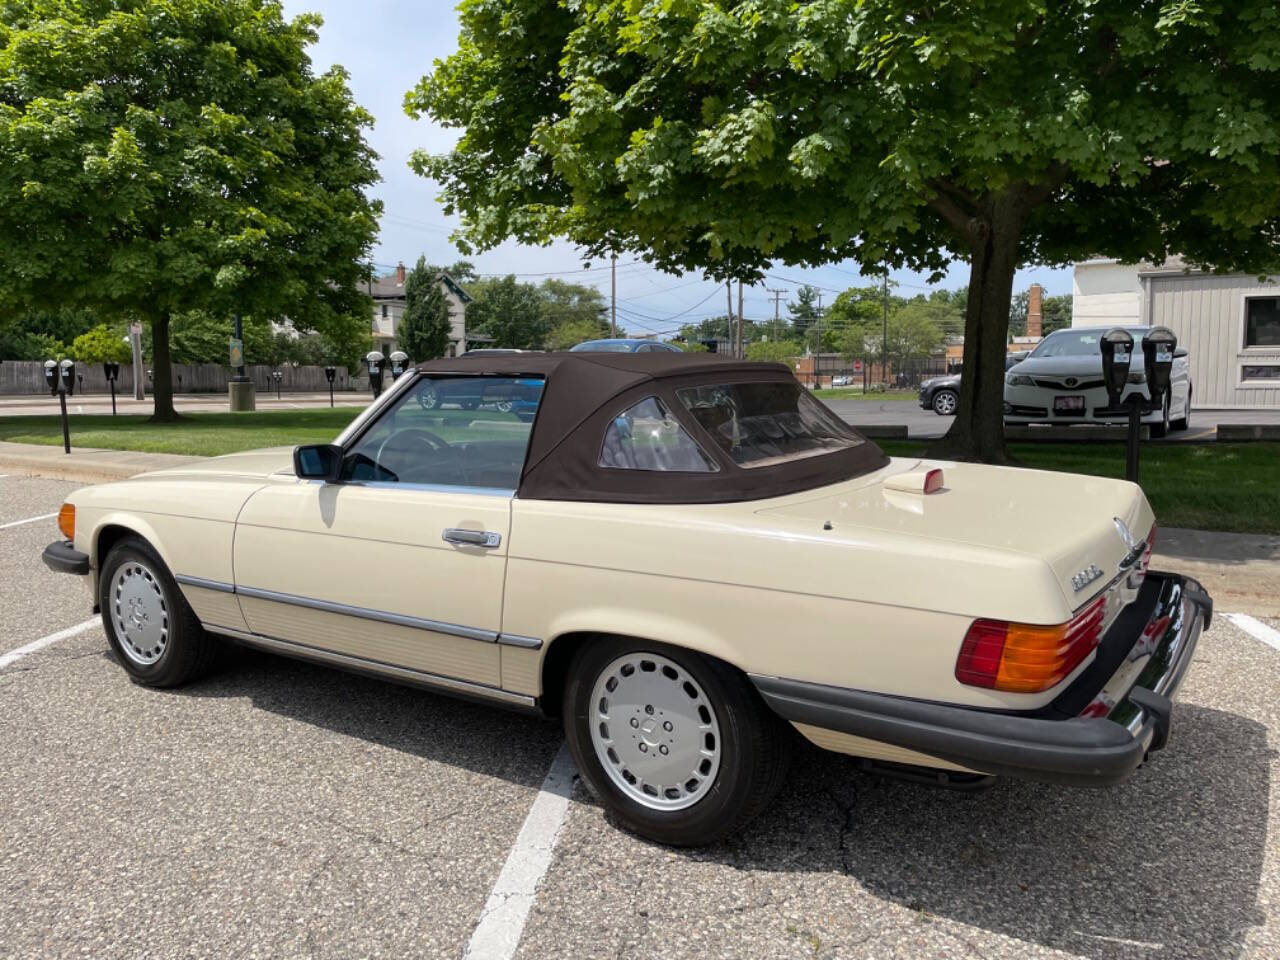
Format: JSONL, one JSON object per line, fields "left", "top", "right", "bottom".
{"left": 466, "top": 275, "right": 549, "bottom": 350}
{"left": 0, "top": 0, "right": 380, "bottom": 418}
{"left": 71, "top": 323, "right": 132, "bottom": 365}
{"left": 410, "top": 0, "right": 1280, "bottom": 461}
{"left": 400, "top": 257, "right": 454, "bottom": 361}
{"left": 745, "top": 339, "right": 802, "bottom": 364}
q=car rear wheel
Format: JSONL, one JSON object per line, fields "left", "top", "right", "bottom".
{"left": 932, "top": 389, "right": 958, "bottom": 416}
{"left": 1150, "top": 394, "right": 1170, "bottom": 439}
{"left": 1171, "top": 387, "right": 1191, "bottom": 432}
{"left": 563, "top": 637, "right": 789, "bottom": 846}
{"left": 99, "top": 536, "right": 219, "bottom": 688}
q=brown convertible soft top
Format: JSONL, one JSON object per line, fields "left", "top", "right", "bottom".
{"left": 416, "top": 352, "right": 888, "bottom": 503}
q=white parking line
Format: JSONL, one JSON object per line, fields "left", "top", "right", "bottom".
{"left": 0, "top": 618, "right": 100, "bottom": 670}
{"left": 1223, "top": 612, "right": 1280, "bottom": 652}
{"left": 464, "top": 741, "right": 577, "bottom": 960}
{"left": 0, "top": 512, "right": 56, "bottom": 531}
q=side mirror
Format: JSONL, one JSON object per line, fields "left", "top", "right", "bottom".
{"left": 1099, "top": 328, "right": 1134, "bottom": 409}
{"left": 1142, "top": 326, "right": 1178, "bottom": 411}
{"left": 293, "top": 443, "right": 343, "bottom": 482}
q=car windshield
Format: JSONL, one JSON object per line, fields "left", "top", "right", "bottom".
{"left": 676, "top": 381, "right": 864, "bottom": 468}
{"left": 570, "top": 341, "right": 636, "bottom": 352}
{"left": 1031, "top": 330, "right": 1145, "bottom": 358}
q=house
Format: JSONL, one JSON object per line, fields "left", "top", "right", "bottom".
{"left": 1071, "top": 257, "right": 1280, "bottom": 409}
{"left": 370, "top": 262, "right": 471, "bottom": 358}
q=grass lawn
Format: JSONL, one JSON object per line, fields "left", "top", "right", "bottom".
{"left": 1, "top": 410, "right": 1273, "bottom": 534}
{"left": 879, "top": 440, "right": 1280, "bottom": 535}
{"left": 811, "top": 387, "right": 919, "bottom": 402}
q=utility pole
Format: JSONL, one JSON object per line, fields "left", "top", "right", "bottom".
{"left": 882, "top": 273, "right": 889, "bottom": 387}
{"left": 610, "top": 255, "right": 617, "bottom": 337}
{"left": 736, "top": 280, "right": 744, "bottom": 358}
{"left": 767, "top": 288, "right": 786, "bottom": 340}
{"left": 725, "top": 281, "right": 733, "bottom": 355}
{"left": 815, "top": 293, "right": 824, "bottom": 388}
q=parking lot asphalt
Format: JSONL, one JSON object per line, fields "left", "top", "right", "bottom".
{"left": 2, "top": 476, "right": 1277, "bottom": 959}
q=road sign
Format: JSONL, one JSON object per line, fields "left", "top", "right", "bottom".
{"left": 229, "top": 338, "right": 244, "bottom": 368}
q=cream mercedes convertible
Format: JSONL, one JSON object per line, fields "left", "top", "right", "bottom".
{"left": 43, "top": 353, "right": 1212, "bottom": 846}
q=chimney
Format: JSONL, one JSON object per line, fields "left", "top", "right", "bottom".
{"left": 1027, "top": 283, "right": 1043, "bottom": 339}
{"left": 395, "top": 261, "right": 406, "bottom": 286}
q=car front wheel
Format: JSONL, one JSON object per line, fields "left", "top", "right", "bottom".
{"left": 563, "top": 637, "right": 789, "bottom": 846}
{"left": 932, "top": 389, "right": 958, "bottom": 416}
{"left": 99, "top": 536, "right": 219, "bottom": 688}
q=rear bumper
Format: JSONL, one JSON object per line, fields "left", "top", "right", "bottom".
{"left": 752, "top": 572, "right": 1211, "bottom": 786}
{"left": 42, "top": 540, "right": 91, "bottom": 576}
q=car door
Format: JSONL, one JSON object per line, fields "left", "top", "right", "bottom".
{"left": 232, "top": 373, "right": 544, "bottom": 692}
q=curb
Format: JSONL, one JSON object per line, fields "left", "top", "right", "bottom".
{"left": 0, "top": 446, "right": 201, "bottom": 485}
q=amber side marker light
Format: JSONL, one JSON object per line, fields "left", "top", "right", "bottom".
{"left": 956, "top": 596, "right": 1107, "bottom": 693}
{"left": 57, "top": 503, "right": 75, "bottom": 541}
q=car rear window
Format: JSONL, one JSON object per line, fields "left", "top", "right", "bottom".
{"left": 676, "top": 381, "right": 865, "bottom": 468}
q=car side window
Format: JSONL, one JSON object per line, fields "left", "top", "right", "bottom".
{"left": 342, "top": 376, "right": 544, "bottom": 490}
{"left": 598, "top": 397, "right": 719, "bottom": 472}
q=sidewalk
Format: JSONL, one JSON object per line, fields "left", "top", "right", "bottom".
{"left": 0, "top": 392, "right": 370, "bottom": 417}
{"left": 0, "top": 440, "right": 200, "bottom": 484}
{"left": 2, "top": 441, "right": 1274, "bottom": 614}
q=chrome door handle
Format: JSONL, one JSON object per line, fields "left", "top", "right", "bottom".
{"left": 442, "top": 528, "right": 501, "bottom": 548}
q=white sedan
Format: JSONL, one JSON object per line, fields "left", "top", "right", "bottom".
{"left": 1004, "top": 328, "right": 1193, "bottom": 437}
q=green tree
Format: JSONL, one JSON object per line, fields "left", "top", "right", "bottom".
{"left": 787, "top": 286, "right": 822, "bottom": 339}
{"left": 169, "top": 312, "right": 273, "bottom": 366}
{"left": 0, "top": 0, "right": 380, "bottom": 420}
{"left": 547, "top": 317, "right": 608, "bottom": 350}
{"left": 746, "top": 339, "right": 802, "bottom": 364}
{"left": 71, "top": 323, "right": 132, "bottom": 365}
{"left": 466, "top": 275, "right": 548, "bottom": 349}
{"left": 884, "top": 302, "right": 946, "bottom": 372}
{"left": 400, "top": 257, "right": 453, "bottom": 361}
{"left": 410, "top": 0, "right": 1280, "bottom": 462}
{"left": 1043, "top": 295, "right": 1073, "bottom": 336}
{"left": 539, "top": 278, "right": 608, "bottom": 332}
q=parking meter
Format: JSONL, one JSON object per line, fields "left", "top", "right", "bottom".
{"left": 59, "top": 359, "right": 75, "bottom": 393}
{"left": 389, "top": 350, "right": 409, "bottom": 381}
{"left": 1142, "top": 326, "right": 1177, "bottom": 412}
{"left": 271, "top": 369, "right": 282, "bottom": 399}
{"left": 103, "top": 361, "right": 120, "bottom": 416}
{"left": 44, "top": 359, "right": 59, "bottom": 395}
{"left": 1099, "top": 328, "right": 1134, "bottom": 410}
{"left": 366, "top": 350, "right": 385, "bottom": 398}
{"left": 323, "top": 365, "right": 337, "bottom": 408}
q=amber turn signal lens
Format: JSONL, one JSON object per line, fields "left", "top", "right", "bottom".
{"left": 57, "top": 503, "right": 75, "bottom": 541}
{"left": 956, "top": 596, "right": 1106, "bottom": 693}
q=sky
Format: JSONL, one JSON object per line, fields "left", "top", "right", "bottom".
{"left": 282, "top": 0, "right": 1073, "bottom": 337}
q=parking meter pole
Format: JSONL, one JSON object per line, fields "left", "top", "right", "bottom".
{"left": 1126, "top": 400, "right": 1142, "bottom": 483}
{"left": 329, "top": 382, "right": 334, "bottom": 407}
{"left": 110, "top": 378, "right": 116, "bottom": 416}
{"left": 58, "top": 390, "right": 70, "bottom": 454}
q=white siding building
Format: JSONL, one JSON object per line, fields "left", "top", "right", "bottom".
{"left": 370, "top": 262, "right": 471, "bottom": 358}
{"left": 1072, "top": 258, "right": 1280, "bottom": 409}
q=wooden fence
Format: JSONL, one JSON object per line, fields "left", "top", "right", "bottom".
{"left": 0, "top": 361, "right": 353, "bottom": 396}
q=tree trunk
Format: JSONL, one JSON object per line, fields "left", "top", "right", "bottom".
{"left": 930, "top": 199, "right": 1024, "bottom": 463}
{"left": 149, "top": 311, "right": 179, "bottom": 423}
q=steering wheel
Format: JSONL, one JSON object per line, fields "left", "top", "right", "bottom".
{"left": 373, "top": 428, "right": 451, "bottom": 481}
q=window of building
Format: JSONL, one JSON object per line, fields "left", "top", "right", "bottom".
{"left": 381, "top": 304, "right": 388, "bottom": 319}
{"left": 1245, "top": 297, "right": 1280, "bottom": 348}
{"left": 599, "top": 397, "right": 718, "bottom": 472}
{"left": 1241, "top": 364, "right": 1280, "bottom": 382}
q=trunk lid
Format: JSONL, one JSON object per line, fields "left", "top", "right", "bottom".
{"left": 755, "top": 459, "right": 1153, "bottom": 615}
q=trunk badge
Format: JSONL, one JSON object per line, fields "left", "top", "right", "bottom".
{"left": 1072, "top": 564, "right": 1104, "bottom": 592}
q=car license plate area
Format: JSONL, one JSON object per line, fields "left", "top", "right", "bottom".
{"left": 1054, "top": 395, "right": 1085, "bottom": 416}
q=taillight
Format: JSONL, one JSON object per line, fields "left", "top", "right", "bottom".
{"left": 956, "top": 596, "right": 1106, "bottom": 693}
{"left": 57, "top": 503, "right": 75, "bottom": 541}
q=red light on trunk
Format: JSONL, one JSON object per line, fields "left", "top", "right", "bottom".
{"left": 956, "top": 596, "right": 1106, "bottom": 693}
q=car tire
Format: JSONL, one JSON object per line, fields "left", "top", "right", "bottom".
{"left": 1171, "top": 388, "right": 1191, "bottom": 432}
{"left": 563, "top": 637, "right": 790, "bottom": 847}
{"left": 932, "top": 389, "right": 958, "bottom": 416}
{"left": 98, "top": 536, "right": 220, "bottom": 688}
{"left": 1150, "top": 395, "right": 1170, "bottom": 439}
